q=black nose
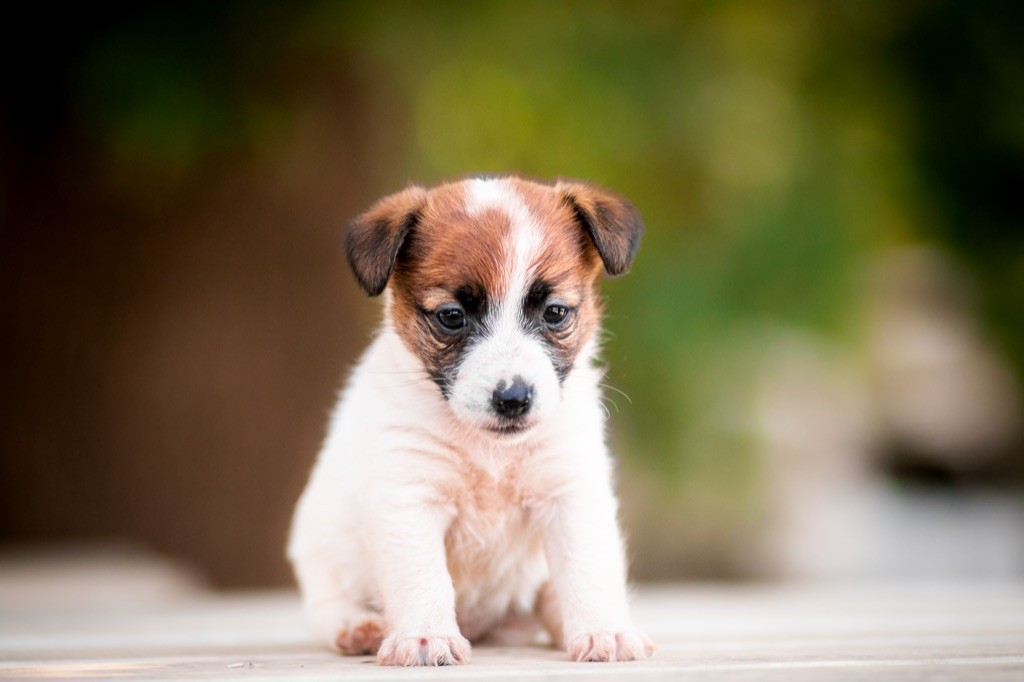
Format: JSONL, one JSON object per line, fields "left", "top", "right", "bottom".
{"left": 491, "top": 380, "right": 533, "bottom": 418}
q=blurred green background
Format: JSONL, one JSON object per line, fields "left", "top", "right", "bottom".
{"left": 2, "top": 1, "right": 1022, "bottom": 586}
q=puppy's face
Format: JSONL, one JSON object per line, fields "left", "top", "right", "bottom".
{"left": 346, "top": 176, "right": 642, "bottom": 438}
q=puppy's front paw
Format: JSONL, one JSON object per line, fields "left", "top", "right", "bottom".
{"left": 567, "top": 630, "right": 654, "bottom": 662}
{"left": 376, "top": 633, "right": 471, "bottom": 666}
{"left": 334, "top": 616, "right": 385, "bottom": 655}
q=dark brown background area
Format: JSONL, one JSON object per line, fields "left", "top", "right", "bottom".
{"left": 0, "top": 6, "right": 395, "bottom": 587}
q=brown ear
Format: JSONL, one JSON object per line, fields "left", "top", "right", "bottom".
{"left": 557, "top": 180, "right": 644, "bottom": 277}
{"left": 344, "top": 186, "right": 428, "bottom": 296}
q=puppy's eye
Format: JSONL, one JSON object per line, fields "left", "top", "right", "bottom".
{"left": 542, "top": 304, "right": 570, "bottom": 327}
{"left": 436, "top": 306, "right": 466, "bottom": 331}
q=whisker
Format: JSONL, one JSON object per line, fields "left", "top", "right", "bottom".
{"left": 599, "top": 382, "right": 633, "bottom": 405}
{"left": 600, "top": 395, "right": 620, "bottom": 414}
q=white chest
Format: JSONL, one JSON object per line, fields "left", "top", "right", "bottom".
{"left": 441, "top": 461, "right": 549, "bottom": 639}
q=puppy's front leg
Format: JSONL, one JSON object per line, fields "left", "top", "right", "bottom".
{"left": 544, "top": 486, "right": 653, "bottom": 662}
{"left": 369, "top": 500, "right": 470, "bottom": 666}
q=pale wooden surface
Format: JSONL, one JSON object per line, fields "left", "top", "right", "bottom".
{"left": 1, "top": 551, "right": 1023, "bottom": 680}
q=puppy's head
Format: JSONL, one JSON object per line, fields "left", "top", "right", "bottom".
{"left": 346, "top": 176, "right": 642, "bottom": 438}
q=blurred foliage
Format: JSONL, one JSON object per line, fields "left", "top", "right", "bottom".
{"left": 18, "top": 0, "right": 1022, "bottom": 565}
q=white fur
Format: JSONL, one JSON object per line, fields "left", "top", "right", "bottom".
{"left": 288, "top": 183, "right": 651, "bottom": 666}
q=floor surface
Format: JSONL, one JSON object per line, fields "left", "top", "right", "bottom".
{"left": 4, "top": 577, "right": 1024, "bottom": 680}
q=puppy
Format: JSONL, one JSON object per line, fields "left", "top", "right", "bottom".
{"left": 287, "top": 175, "right": 652, "bottom": 666}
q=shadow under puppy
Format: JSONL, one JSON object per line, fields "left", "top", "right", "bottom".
{"left": 288, "top": 175, "right": 652, "bottom": 665}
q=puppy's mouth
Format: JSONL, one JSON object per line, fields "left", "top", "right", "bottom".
{"left": 484, "top": 419, "right": 533, "bottom": 437}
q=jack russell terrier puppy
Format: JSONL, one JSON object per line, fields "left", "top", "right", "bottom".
{"left": 288, "top": 175, "right": 652, "bottom": 666}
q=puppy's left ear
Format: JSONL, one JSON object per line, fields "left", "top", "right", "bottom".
{"left": 345, "top": 185, "right": 428, "bottom": 296}
{"left": 557, "top": 180, "right": 644, "bottom": 277}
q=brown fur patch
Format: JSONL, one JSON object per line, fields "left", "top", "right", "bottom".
{"left": 388, "top": 183, "right": 511, "bottom": 392}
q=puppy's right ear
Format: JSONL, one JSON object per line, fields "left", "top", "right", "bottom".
{"left": 344, "top": 186, "right": 428, "bottom": 296}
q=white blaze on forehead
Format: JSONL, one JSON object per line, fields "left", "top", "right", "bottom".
{"left": 465, "top": 178, "right": 545, "bottom": 308}
{"left": 465, "top": 177, "right": 508, "bottom": 215}
{"left": 449, "top": 179, "right": 561, "bottom": 425}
